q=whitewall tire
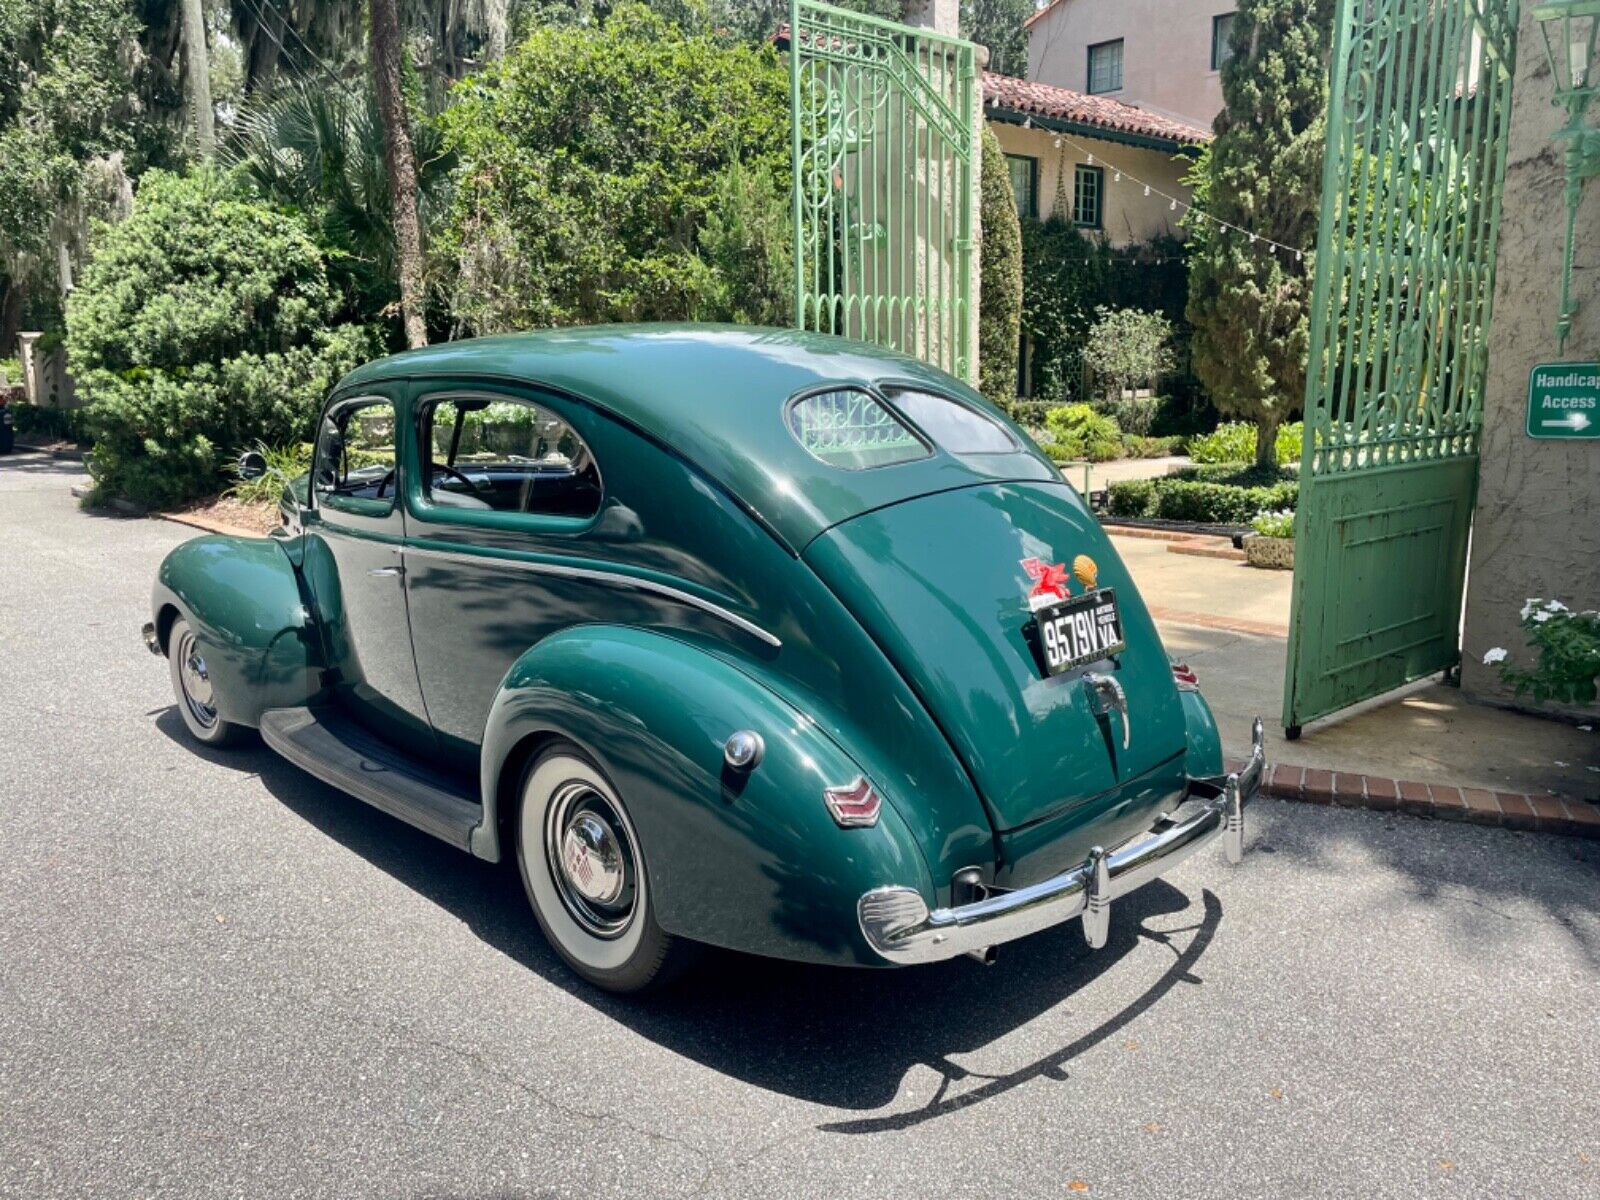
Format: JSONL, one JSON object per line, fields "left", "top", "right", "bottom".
{"left": 515, "top": 743, "right": 690, "bottom": 993}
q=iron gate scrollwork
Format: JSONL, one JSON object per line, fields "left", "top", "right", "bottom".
{"left": 1284, "top": 0, "right": 1521, "bottom": 732}
{"left": 788, "top": 0, "right": 979, "bottom": 380}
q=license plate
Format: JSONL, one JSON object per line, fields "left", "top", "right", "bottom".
{"left": 1033, "top": 588, "right": 1126, "bottom": 675}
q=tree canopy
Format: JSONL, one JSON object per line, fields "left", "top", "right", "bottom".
{"left": 438, "top": 1, "right": 792, "bottom": 332}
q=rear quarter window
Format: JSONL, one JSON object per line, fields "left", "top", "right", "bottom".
{"left": 885, "top": 388, "right": 1018, "bottom": 454}
{"left": 787, "top": 388, "right": 931, "bottom": 470}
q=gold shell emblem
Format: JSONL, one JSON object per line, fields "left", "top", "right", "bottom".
{"left": 1072, "top": 555, "right": 1099, "bottom": 590}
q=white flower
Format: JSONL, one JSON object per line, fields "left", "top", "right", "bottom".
{"left": 1544, "top": 599, "right": 1570, "bottom": 613}
{"left": 1521, "top": 598, "right": 1542, "bottom": 620}
{"left": 1533, "top": 610, "right": 1554, "bottom": 623}
{"left": 1481, "top": 647, "right": 1508, "bottom": 665}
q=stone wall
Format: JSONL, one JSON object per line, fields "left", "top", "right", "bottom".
{"left": 1459, "top": 7, "right": 1600, "bottom": 716}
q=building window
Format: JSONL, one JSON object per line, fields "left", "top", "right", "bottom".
{"left": 1072, "top": 164, "right": 1103, "bottom": 229}
{"left": 1087, "top": 39, "right": 1123, "bottom": 94}
{"left": 1005, "top": 153, "right": 1038, "bottom": 219}
{"left": 1212, "top": 13, "right": 1236, "bottom": 71}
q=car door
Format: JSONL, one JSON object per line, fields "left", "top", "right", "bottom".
{"left": 300, "top": 390, "right": 433, "bottom": 748}
{"left": 401, "top": 385, "right": 609, "bottom": 774}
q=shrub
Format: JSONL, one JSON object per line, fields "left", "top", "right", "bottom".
{"left": 1121, "top": 434, "right": 1185, "bottom": 459}
{"left": 1044, "top": 403, "right": 1122, "bottom": 461}
{"left": 66, "top": 170, "right": 377, "bottom": 508}
{"left": 977, "top": 126, "right": 1023, "bottom": 411}
{"left": 438, "top": 3, "right": 790, "bottom": 332}
{"left": 9, "top": 401, "right": 91, "bottom": 444}
{"left": 1188, "top": 420, "right": 1303, "bottom": 465}
{"left": 1107, "top": 479, "right": 1157, "bottom": 517}
{"left": 1489, "top": 600, "right": 1600, "bottom": 706}
{"left": 1082, "top": 306, "right": 1175, "bottom": 404}
{"left": 1252, "top": 509, "right": 1296, "bottom": 538}
{"left": 1170, "top": 462, "right": 1296, "bottom": 486}
{"left": 1106, "top": 396, "right": 1161, "bottom": 438}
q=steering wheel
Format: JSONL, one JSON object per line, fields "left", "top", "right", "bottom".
{"left": 431, "top": 461, "right": 489, "bottom": 499}
{"left": 374, "top": 468, "right": 397, "bottom": 499}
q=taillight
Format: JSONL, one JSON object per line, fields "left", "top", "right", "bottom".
{"left": 1171, "top": 662, "right": 1200, "bottom": 692}
{"left": 823, "top": 776, "right": 881, "bottom": 828}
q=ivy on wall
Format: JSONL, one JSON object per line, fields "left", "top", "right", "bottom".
{"left": 1018, "top": 219, "right": 1197, "bottom": 414}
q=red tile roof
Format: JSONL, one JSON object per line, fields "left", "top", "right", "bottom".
{"left": 982, "top": 72, "right": 1212, "bottom": 148}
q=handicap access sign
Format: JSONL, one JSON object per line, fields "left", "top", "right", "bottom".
{"left": 1527, "top": 363, "right": 1600, "bottom": 439}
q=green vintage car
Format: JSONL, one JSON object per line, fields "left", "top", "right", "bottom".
{"left": 143, "top": 326, "right": 1263, "bottom": 992}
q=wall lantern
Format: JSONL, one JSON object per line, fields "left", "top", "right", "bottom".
{"left": 1534, "top": 0, "right": 1600, "bottom": 351}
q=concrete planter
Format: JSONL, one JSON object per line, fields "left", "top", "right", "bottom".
{"left": 1245, "top": 534, "right": 1294, "bottom": 570}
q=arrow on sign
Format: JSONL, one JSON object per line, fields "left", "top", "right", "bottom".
{"left": 1542, "top": 412, "right": 1592, "bottom": 431}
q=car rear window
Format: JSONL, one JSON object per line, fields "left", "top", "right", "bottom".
{"left": 787, "top": 389, "right": 930, "bottom": 470}
{"left": 886, "top": 388, "right": 1017, "bottom": 454}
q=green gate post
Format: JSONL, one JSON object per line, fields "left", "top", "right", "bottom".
{"left": 1283, "top": 0, "right": 1521, "bottom": 736}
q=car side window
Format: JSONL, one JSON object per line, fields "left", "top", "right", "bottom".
{"left": 314, "top": 397, "right": 399, "bottom": 509}
{"left": 419, "top": 395, "right": 602, "bottom": 519}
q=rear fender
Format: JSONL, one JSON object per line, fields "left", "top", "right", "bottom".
{"left": 479, "top": 625, "right": 935, "bottom": 966}
{"left": 151, "top": 534, "right": 324, "bottom": 727}
{"left": 1181, "top": 688, "right": 1224, "bottom": 778}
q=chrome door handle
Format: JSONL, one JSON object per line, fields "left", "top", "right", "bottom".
{"left": 1083, "top": 672, "right": 1130, "bottom": 750}
{"left": 368, "top": 566, "right": 401, "bottom": 577}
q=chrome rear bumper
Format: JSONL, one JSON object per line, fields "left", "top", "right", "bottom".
{"left": 858, "top": 718, "right": 1265, "bottom": 965}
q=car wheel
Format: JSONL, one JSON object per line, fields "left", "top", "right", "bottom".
{"left": 168, "top": 618, "right": 245, "bottom": 747}
{"left": 515, "top": 742, "right": 692, "bottom": 993}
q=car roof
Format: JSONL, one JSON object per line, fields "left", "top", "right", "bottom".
{"left": 335, "top": 324, "right": 1059, "bottom": 552}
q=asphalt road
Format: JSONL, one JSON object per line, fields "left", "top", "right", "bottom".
{"left": 2, "top": 449, "right": 1597, "bottom": 1199}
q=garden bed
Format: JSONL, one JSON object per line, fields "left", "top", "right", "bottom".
{"left": 172, "top": 495, "right": 280, "bottom": 536}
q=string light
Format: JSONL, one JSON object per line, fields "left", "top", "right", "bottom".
{"left": 1035, "top": 128, "right": 1312, "bottom": 263}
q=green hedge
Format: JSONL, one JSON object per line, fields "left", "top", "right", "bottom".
{"left": 1107, "top": 476, "right": 1299, "bottom": 523}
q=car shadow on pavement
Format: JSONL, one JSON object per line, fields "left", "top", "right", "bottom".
{"left": 154, "top": 706, "right": 1225, "bottom": 1127}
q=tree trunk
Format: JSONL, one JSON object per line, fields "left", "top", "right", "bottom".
{"left": 1255, "top": 414, "right": 1281, "bottom": 470}
{"left": 369, "top": 0, "right": 429, "bottom": 350}
{"left": 179, "top": 0, "right": 215, "bottom": 158}
{"left": 484, "top": 0, "right": 509, "bottom": 61}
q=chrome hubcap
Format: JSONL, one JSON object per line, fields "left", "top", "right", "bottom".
{"left": 177, "top": 632, "right": 217, "bottom": 728}
{"left": 545, "top": 781, "right": 636, "bottom": 938}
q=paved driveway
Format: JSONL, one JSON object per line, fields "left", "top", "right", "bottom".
{"left": 2, "top": 450, "right": 1597, "bottom": 1199}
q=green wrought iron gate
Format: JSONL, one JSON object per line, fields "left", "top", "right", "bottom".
{"left": 788, "top": 0, "right": 979, "bottom": 380}
{"left": 1284, "top": 0, "right": 1521, "bottom": 734}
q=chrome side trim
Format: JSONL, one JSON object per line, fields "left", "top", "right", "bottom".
{"left": 402, "top": 544, "right": 782, "bottom": 649}
{"left": 858, "top": 717, "right": 1266, "bottom": 965}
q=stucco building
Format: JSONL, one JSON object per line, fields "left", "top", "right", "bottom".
{"left": 1024, "top": 0, "right": 1234, "bottom": 130}
{"left": 982, "top": 72, "right": 1209, "bottom": 243}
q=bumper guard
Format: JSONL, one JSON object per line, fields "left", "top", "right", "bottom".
{"left": 858, "top": 718, "right": 1266, "bottom": 965}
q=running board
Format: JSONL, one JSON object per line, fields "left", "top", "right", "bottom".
{"left": 259, "top": 706, "right": 483, "bottom": 852}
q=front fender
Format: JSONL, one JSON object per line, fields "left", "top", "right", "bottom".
{"left": 151, "top": 534, "right": 324, "bottom": 727}
{"left": 480, "top": 625, "right": 936, "bottom": 966}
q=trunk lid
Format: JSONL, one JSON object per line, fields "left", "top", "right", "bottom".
{"left": 803, "top": 480, "right": 1186, "bottom": 833}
